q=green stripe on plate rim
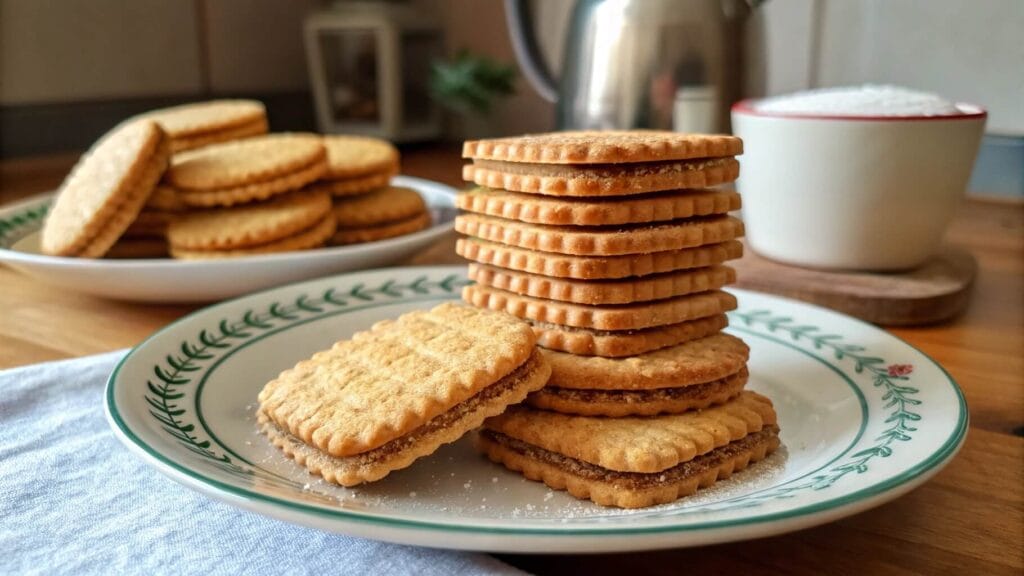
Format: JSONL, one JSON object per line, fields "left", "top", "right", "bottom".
{"left": 106, "top": 268, "right": 968, "bottom": 535}
{"left": 0, "top": 198, "right": 49, "bottom": 248}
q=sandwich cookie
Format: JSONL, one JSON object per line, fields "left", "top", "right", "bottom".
{"left": 455, "top": 213, "right": 744, "bottom": 256}
{"left": 330, "top": 186, "right": 431, "bottom": 245}
{"left": 41, "top": 119, "right": 170, "bottom": 258}
{"left": 135, "top": 99, "right": 268, "bottom": 153}
{"left": 530, "top": 313, "right": 729, "bottom": 358}
{"left": 457, "top": 187, "right": 741, "bottom": 226}
{"left": 167, "top": 189, "right": 334, "bottom": 259}
{"left": 464, "top": 157, "right": 739, "bottom": 197}
{"left": 167, "top": 133, "right": 327, "bottom": 207}
{"left": 463, "top": 284, "right": 738, "bottom": 331}
{"left": 529, "top": 333, "right": 750, "bottom": 416}
{"left": 306, "top": 135, "right": 400, "bottom": 197}
{"left": 468, "top": 263, "right": 736, "bottom": 305}
{"left": 478, "top": 391, "right": 779, "bottom": 508}
{"left": 462, "top": 131, "right": 742, "bottom": 196}
{"left": 257, "top": 303, "right": 551, "bottom": 486}
{"left": 456, "top": 238, "right": 744, "bottom": 280}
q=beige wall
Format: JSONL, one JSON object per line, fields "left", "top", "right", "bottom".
{"left": 0, "top": 0, "right": 204, "bottom": 105}
{"left": 0, "top": 0, "right": 314, "bottom": 105}
{"left": 425, "top": 0, "right": 557, "bottom": 136}
{"left": 3, "top": 0, "right": 1020, "bottom": 135}
{"left": 204, "top": 0, "right": 317, "bottom": 94}
{"left": 761, "top": 0, "right": 1024, "bottom": 135}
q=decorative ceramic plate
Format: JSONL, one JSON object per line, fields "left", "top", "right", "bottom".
{"left": 0, "top": 176, "right": 456, "bottom": 303}
{"left": 105, "top": 266, "right": 967, "bottom": 553}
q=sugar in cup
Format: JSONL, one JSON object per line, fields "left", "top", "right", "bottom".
{"left": 732, "top": 86, "right": 986, "bottom": 271}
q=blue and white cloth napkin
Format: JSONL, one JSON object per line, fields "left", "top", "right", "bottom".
{"left": 0, "top": 351, "right": 524, "bottom": 576}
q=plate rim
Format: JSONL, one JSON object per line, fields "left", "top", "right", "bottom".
{"left": 104, "top": 264, "right": 969, "bottom": 539}
{"left": 0, "top": 175, "right": 456, "bottom": 268}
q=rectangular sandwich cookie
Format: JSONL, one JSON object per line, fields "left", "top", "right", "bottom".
{"left": 478, "top": 391, "right": 780, "bottom": 508}
{"left": 257, "top": 302, "right": 551, "bottom": 486}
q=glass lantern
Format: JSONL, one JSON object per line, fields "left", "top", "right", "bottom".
{"left": 304, "top": 2, "right": 443, "bottom": 141}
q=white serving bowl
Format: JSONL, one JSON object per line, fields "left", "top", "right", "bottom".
{"left": 731, "top": 100, "right": 986, "bottom": 270}
{"left": 0, "top": 175, "right": 456, "bottom": 302}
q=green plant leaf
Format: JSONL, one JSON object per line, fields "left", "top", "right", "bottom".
{"left": 429, "top": 51, "right": 516, "bottom": 116}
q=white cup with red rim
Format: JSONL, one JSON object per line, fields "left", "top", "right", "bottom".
{"left": 731, "top": 96, "right": 987, "bottom": 270}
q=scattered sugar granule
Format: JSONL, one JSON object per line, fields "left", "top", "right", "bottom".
{"left": 491, "top": 477, "right": 499, "bottom": 483}
{"left": 408, "top": 492, "right": 417, "bottom": 498}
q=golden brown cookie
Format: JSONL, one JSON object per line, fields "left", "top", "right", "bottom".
{"left": 167, "top": 133, "right": 326, "bottom": 191}
{"left": 41, "top": 120, "right": 170, "bottom": 258}
{"left": 463, "top": 284, "right": 737, "bottom": 330}
{"left": 464, "top": 157, "right": 739, "bottom": 197}
{"left": 177, "top": 160, "right": 327, "bottom": 207}
{"left": 456, "top": 214, "right": 744, "bottom": 256}
{"left": 332, "top": 186, "right": 426, "bottom": 227}
{"left": 169, "top": 214, "right": 335, "bottom": 259}
{"left": 322, "top": 135, "right": 400, "bottom": 179}
{"left": 257, "top": 302, "right": 551, "bottom": 485}
{"left": 330, "top": 211, "right": 431, "bottom": 246}
{"left": 468, "top": 263, "right": 736, "bottom": 305}
{"left": 136, "top": 99, "right": 266, "bottom": 141}
{"left": 168, "top": 189, "right": 331, "bottom": 251}
{"left": 526, "top": 367, "right": 748, "bottom": 417}
{"left": 457, "top": 187, "right": 740, "bottom": 226}
{"left": 463, "top": 131, "right": 742, "bottom": 164}
{"left": 531, "top": 313, "right": 729, "bottom": 357}
{"left": 104, "top": 238, "right": 169, "bottom": 259}
{"left": 306, "top": 170, "right": 397, "bottom": 197}
{"left": 456, "top": 238, "right": 744, "bottom": 280}
{"left": 543, "top": 332, "right": 749, "bottom": 390}
{"left": 478, "top": 391, "right": 779, "bottom": 508}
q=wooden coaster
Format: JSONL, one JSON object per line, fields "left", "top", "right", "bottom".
{"left": 732, "top": 244, "right": 977, "bottom": 326}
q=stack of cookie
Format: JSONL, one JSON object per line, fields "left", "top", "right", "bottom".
{"left": 41, "top": 99, "right": 434, "bottom": 260}
{"left": 164, "top": 133, "right": 334, "bottom": 258}
{"left": 309, "top": 135, "right": 399, "bottom": 198}
{"left": 41, "top": 120, "right": 171, "bottom": 258}
{"left": 165, "top": 189, "right": 335, "bottom": 259}
{"left": 455, "top": 131, "right": 780, "bottom": 507}
{"left": 306, "top": 136, "right": 431, "bottom": 246}
{"left": 94, "top": 100, "right": 272, "bottom": 258}
{"left": 105, "top": 186, "right": 185, "bottom": 258}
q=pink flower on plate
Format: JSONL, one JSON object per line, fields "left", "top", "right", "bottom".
{"left": 887, "top": 364, "right": 914, "bottom": 377}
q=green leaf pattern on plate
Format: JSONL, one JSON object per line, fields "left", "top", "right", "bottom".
{"left": 0, "top": 202, "right": 48, "bottom": 247}
{"left": 142, "top": 274, "right": 471, "bottom": 485}
{"left": 696, "top": 310, "right": 921, "bottom": 511}
{"left": 139, "top": 282, "right": 921, "bottom": 510}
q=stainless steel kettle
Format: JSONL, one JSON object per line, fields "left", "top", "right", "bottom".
{"left": 505, "top": 0, "right": 766, "bottom": 131}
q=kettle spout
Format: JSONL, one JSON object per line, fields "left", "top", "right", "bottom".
{"left": 504, "top": 0, "right": 559, "bottom": 103}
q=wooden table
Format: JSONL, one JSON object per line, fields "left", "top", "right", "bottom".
{"left": 2, "top": 148, "right": 1022, "bottom": 575}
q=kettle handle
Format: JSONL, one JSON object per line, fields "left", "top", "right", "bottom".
{"left": 504, "top": 0, "right": 559, "bottom": 103}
